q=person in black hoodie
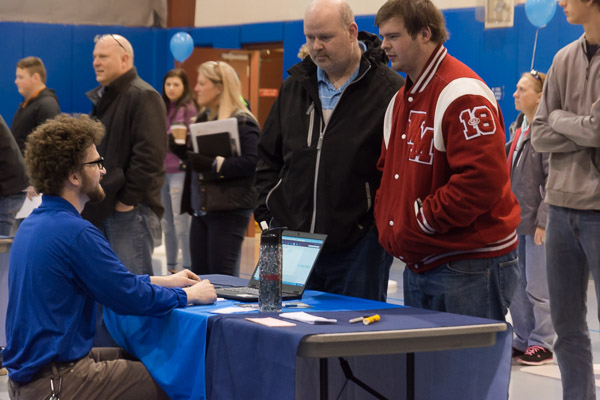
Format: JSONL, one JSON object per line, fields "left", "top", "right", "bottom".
{"left": 254, "top": 0, "right": 404, "bottom": 301}
{"left": 11, "top": 57, "right": 60, "bottom": 154}
{"left": 11, "top": 57, "right": 60, "bottom": 205}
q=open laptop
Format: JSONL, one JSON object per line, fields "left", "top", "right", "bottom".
{"left": 215, "top": 230, "right": 326, "bottom": 302}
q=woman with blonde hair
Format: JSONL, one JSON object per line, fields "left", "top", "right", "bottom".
{"left": 171, "top": 61, "right": 259, "bottom": 276}
{"left": 508, "top": 69, "right": 554, "bottom": 366}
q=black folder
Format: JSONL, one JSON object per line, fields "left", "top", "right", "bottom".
{"left": 193, "top": 131, "right": 233, "bottom": 158}
{"left": 190, "top": 118, "right": 240, "bottom": 157}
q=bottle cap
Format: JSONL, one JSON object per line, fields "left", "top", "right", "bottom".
{"left": 260, "top": 227, "right": 286, "bottom": 244}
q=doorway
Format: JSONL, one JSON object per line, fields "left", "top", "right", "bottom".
{"left": 177, "top": 44, "right": 283, "bottom": 128}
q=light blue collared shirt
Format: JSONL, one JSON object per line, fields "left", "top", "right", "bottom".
{"left": 316, "top": 41, "right": 365, "bottom": 122}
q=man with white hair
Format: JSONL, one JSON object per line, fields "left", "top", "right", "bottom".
{"left": 84, "top": 34, "right": 167, "bottom": 276}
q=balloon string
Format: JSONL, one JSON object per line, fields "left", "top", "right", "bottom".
{"left": 531, "top": 28, "right": 539, "bottom": 70}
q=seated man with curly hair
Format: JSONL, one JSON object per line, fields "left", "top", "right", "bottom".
{"left": 2, "top": 114, "right": 216, "bottom": 400}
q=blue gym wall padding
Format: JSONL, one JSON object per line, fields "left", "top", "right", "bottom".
{"left": 0, "top": 5, "right": 583, "bottom": 135}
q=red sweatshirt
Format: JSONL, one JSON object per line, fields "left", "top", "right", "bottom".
{"left": 374, "top": 45, "right": 520, "bottom": 273}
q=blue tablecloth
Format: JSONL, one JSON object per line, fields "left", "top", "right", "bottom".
{"left": 104, "top": 291, "right": 399, "bottom": 399}
{"left": 204, "top": 307, "right": 511, "bottom": 400}
{"left": 104, "top": 275, "right": 511, "bottom": 400}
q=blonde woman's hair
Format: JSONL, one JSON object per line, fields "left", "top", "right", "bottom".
{"left": 523, "top": 69, "right": 546, "bottom": 93}
{"left": 197, "top": 61, "right": 258, "bottom": 125}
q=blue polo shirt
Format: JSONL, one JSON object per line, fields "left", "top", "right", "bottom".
{"left": 316, "top": 41, "right": 365, "bottom": 121}
{"left": 317, "top": 65, "right": 360, "bottom": 120}
{"left": 2, "top": 195, "right": 187, "bottom": 383}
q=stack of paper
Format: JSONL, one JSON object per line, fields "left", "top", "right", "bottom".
{"left": 279, "top": 311, "right": 337, "bottom": 325}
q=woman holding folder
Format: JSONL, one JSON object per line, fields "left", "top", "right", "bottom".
{"left": 170, "top": 61, "right": 259, "bottom": 277}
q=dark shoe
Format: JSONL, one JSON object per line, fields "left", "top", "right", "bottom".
{"left": 517, "top": 346, "right": 553, "bottom": 366}
{"left": 512, "top": 347, "right": 525, "bottom": 358}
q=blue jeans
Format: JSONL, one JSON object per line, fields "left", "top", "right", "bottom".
{"left": 404, "top": 250, "right": 519, "bottom": 321}
{"left": 161, "top": 172, "right": 191, "bottom": 269}
{"left": 102, "top": 204, "right": 161, "bottom": 276}
{"left": 305, "top": 227, "right": 393, "bottom": 302}
{"left": 95, "top": 205, "right": 161, "bottom": 347}
{"left": 546, "top": 206, "right": 600, "bottom": 400}
{"left": 510, "top": 234, "right": 554, "bottom": 351}
{"left": 0, "top": 193, "right": 26, "bottom": 236}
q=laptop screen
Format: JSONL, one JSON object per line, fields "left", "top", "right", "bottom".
{"left": 251, "top": 231, "right": 326, "bottom": 287}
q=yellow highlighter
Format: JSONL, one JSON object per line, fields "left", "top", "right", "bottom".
{"left": 362, "top": 314, "right": 381, "bottom": 325}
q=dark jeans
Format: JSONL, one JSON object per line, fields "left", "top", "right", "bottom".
{"left": 546, "top": 206, "right": 600, "bottom": 400}
{"left": 0, "top": 193, "right": 26, "bottom": 236}
{"left": 305, "top": 228, "right": 393, "bottom": 302}
{"left": 102, "top": 204, "right": 161, "bottom": 276}
{"left": 8, "top": 348, "right": 168, "bottom": 400}
{"left": 96, "top": 205, "right": 161, "bottom": 347}
{"left": 403, "top": 250, "right": 519, "bottom": 321}
{"left": 190, "top": 210, "right": 252, "bottom": 276}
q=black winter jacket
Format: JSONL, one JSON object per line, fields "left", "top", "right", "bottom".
{"left": 11, "top": 88, "right": 60, "bottom": 153}
{"left": 255, "top": 32, "right": 405, "bottom": 251}
{"left": 83, "top": 68, "right": 167, "bottom": 227}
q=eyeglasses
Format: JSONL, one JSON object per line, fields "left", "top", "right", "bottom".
{"left": 82, "top": 157, "right": 105, "bottom": 169}
{"left": 94, "top": 34, "right": 127, "bottom": 53}
{"left": 530, "top": 69, "right": 541, "bottom": 81}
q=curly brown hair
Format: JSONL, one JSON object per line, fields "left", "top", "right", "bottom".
{"left": 24, "top": 114, "right": 105, "bottom": 196}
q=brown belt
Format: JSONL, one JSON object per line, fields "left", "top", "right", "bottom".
{"left": 11, "top": 360, "right": 77, "bottom": 388}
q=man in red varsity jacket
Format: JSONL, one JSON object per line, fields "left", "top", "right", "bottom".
{"left": 374, "top": 0, "right": 521, "bottom": 321}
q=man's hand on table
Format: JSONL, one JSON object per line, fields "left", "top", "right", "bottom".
{"left": 151, "top": 269, "right": 217, "bottom": 304}
{"left": 151, "top": 269, "right": 201, "bottom": 288}
{"left": 183, "top": 279, "right": 217, "bottom": 305}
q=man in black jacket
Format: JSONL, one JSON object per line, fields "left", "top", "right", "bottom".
{"left": 12, "top": 57, "right": 60, "bottom": 207}
{"left": 255, "top": 0, "right": 404, "bottom": 301}
{"left": 11, "top": 57, "right": 61, "bottom": 155}
{"left": 83, "top": 34, "right": 166, "bottom": 276}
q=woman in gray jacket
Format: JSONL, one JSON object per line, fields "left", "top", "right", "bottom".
{"left": 507, "top": 70, "right": 554, "bottom": 366}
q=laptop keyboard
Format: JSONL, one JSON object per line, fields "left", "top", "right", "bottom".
{"left": 224, "top": 287, "right": 259, "bottom": 295}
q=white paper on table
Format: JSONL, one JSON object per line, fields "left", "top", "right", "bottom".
{"left": 279, "top": 311, "right": 337, "bottom": 325}
{"left": 16, "top": 195, "right": 42, "bottom": 219}
{"left": 245, "top": 317, "right": 296, "bottom": 327}
{"left": 210, "top": 306, "right": 252, "bottom": 314}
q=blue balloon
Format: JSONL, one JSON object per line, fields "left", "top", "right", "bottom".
{"left": 525, "top": 0, "right": 557, "bottom": 28}
{"left": 170, "top": 32, "right": 194, "bottom": 62}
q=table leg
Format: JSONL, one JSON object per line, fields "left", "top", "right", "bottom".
{"left": 407, "top": 352, "right": 415, "bottom": 400}
{"left": 320, "top": 358, "right": 328, "bottom": 400}
{"left": 338, "top": 357, "right": 388, "bottom": 399}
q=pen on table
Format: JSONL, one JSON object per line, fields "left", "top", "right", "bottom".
{"left": 349, "top": 315, "right": 369, "bottom": 324}
{"left": 362, "top": 314, "right": 381, "bottom": 325}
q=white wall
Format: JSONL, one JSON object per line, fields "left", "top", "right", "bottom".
{"left": 194, "top": 0, "right": 528, "bottom": 27}
{"left": 0, "top": 0, "right": 167, "bottom": 27}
